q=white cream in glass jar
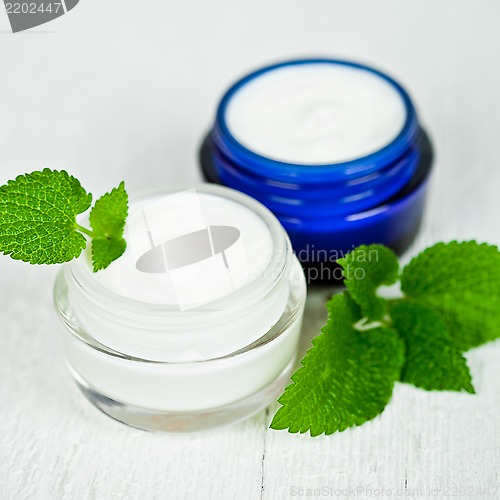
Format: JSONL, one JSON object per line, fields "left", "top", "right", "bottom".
{"left": 54, "top": 184, "right": 306, "bottom": 432}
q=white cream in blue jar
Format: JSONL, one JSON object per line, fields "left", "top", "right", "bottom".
{"left": 201, "top": 59, "right": 434, "bottom": 282}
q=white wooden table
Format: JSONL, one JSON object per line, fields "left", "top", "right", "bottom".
{"left": 1, "top": 1, "right": 499, "bottom": 498}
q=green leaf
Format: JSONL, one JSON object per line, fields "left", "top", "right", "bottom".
{"left": 0, "top": 169, "right": 91, "bottom": 265}
{"left": 390, "top": 300, "right": 474, "bottom": 393}
{"left": 401, "top": 241, "right": 500, "bottom": 350}
{"left": 89, "top": 181, "right": 128, "bottom": 272}
{"left": 270, "top": 292, "right": 405, "bottom": 436}
{"left": 338, "top": 244, "right": 399, "bottom": 320}
{"left": 91, "top": 238, "right": 126, "bottom": 273}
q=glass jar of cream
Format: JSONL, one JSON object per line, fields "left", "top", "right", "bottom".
{"left": 200, "top": 59, "right": 434, "bottom": 281}
{"left": 54, "top": 184, "right": 306, "bottom": 432}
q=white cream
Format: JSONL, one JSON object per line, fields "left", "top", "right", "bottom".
{"left": 92, "top": 189, "right": 274, "bottom": 308}
{"left": 56, "top": 185, "right": 306, "bottom": 416}
{"left": 225, "top": 63, "right": 407, "bottom": 165}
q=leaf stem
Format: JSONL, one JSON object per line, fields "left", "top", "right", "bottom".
{"left": 75, "top": 224, "right": 95, "bottom": 239}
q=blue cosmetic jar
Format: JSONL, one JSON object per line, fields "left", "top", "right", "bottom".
{"left": 200, "top": 59, "right": 433, "bottom": 281}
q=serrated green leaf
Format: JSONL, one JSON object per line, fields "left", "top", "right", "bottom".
{"left": 390, "top": 300, "right": 474, "bottom": 393}
{"left": 338, "top": 244, "right": 399, "bottom": 320}
{"left": 89, "top": 181, "right": 128, "bottom": 272}
{"left": 401, "top": 241, "right": 500, "bottom": 350}
{"left": 270, "top": 292, "right": 405, "bottom": 436}
{"left": 0, "top": 169, "right": 91, "bottom": 265}
{"left": 91, "top": 238, "right": 127, "bottom": 272}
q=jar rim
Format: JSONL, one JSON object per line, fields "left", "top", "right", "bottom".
{"left": 68, "top": 183, "right": 292, "bottom": 316}
{"left": 55, "top": 257, "right": 306, "bottom": 365}
{"left": 56, "top": 184, "right": 306, "bottom": 363}
{"left": 214, "top": 58, "right": 419, "bottom": 181}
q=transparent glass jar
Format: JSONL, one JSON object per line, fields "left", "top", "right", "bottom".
{"left": 54, "top": 184, "right": 306, "bottom": 432}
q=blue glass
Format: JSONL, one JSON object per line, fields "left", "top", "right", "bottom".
{"left": 200, "top": 59, "right": 433, "bottom": 280}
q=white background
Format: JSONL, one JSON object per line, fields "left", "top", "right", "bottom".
{"left": 1, "top": 1, "right": 499, "bottom": 499}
